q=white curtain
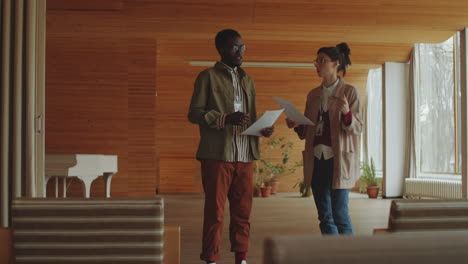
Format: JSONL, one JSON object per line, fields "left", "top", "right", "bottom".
{"left": 461, "top": 28, "right": 468, "bottom": 198}
{"left": 365, "top": 68, "right": 383, "bottom": 171}
{"left": 0, "top": 0, "right": 46, "bottom": 228}
{"left": 408, "top": 49, "right": 420, "bottom": 179}
{"left": 410, "top": 35, "right": 461, "bottom": 178}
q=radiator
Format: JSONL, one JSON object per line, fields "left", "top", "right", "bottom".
{"left": 404, "top": 178, "right": 462, "bottom": 199}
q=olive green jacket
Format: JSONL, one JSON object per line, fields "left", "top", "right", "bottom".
{"left": 188, "top": 62, "right": 260, "bottom": 161}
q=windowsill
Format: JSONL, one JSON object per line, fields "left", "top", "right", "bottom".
{"left": 417, "top": 172, "right": 461, "bottom": 181}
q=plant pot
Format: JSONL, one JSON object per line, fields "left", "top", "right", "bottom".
{"left": 301, "top": 186, "right": 312, "bottom": 197}
{"left": 253, "top": 187, "right": 262, "bottom": 197}
{"left": 366, "top": 186, "right": 379, "bottom": 198}
{"left": 260, "top": 187, "right": 271, "bottom": 197}
{"left": 270, "top": 181, "right": 279, "bottom": 194}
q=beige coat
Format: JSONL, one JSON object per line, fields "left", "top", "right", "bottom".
{"left": 297, "top": 78, "right": 363, "bottom": 189}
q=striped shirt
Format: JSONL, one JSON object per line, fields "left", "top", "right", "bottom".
{"left": 214, "top": 62, "right": 253, "bottom": 162}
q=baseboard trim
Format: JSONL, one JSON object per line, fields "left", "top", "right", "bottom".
{"left": 382, "top": 196, "right": 404, "bottom": 199}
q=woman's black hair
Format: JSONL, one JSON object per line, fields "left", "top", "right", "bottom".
{"left": 317, "top": 43, "right": 352, "bottom": 76}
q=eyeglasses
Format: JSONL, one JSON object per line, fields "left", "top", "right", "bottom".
{"left": 313, "top": 58, "right": 332, "bottom": 64}
{"left": 232, "top": 44, "right": 246, "bottom": 53}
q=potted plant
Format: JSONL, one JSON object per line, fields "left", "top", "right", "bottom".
{"left": 253, "top": 182, "right": 262, "bottom": 197}
{"left": 293, "top": 177, "right": 312, "bottom": 197}
{"left": 254, "top": 137, "right": 302, "bottom": 195}
{"left": 253, "top": 184, "right": 261, "bottom": 197}
{"left": 359, "top": 157, "right": 380, "bottom": 198}
{"left": 260, "top": 184, "right": 272, "bottom": 197}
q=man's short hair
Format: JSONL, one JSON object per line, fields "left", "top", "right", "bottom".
{"left": 215, "top": 29, "right": 241, "bottom": 50}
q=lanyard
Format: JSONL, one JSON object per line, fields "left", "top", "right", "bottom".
{"left": 319, "top": 102, "right": 325, "bottom": 122}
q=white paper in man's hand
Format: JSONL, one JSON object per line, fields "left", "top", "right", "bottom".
{"left": 241, "top": 109, "right": 284, "bottom": 136}
{"left": 274, "top": 97, "right": 314, "bottom": 125}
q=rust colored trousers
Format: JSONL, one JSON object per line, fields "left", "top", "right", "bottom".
{"left": 199, "top": 159, "right": 254, "bottom": 262}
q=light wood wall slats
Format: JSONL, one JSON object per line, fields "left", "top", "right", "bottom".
{"left": 46, "top": 14, "right": 456, "bottom": 45}
{"left": 125, "top": 0, "right": 256, "bottom": 23}
{"left": 128, "top": 38, "right": 158, "bottom": 197}
{"left": 45, "top": 35, "right": 130, "bottom": 197}
{"left": 253, "top": 0, "right": 468, "bottom": 30}
{"left": 47, "top": 2, "right": 459, "bottom": 44}
{"left": 47, "top": 0, "right": 124, "bottom": 11}
{"left": 155, "top": 39, "right": 412, "bottom": 65}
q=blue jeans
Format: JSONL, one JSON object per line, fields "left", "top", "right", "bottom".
{"left": 311, "top": 157, "right": 354, "bottom": 235}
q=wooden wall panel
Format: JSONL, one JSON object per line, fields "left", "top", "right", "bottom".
{"left": 169, "top": 38, "right": 412, "bottom": 65}
{"left": 47, "top": 11, "right": 126, "bottom": 37}
{"left": 246, "top": 41, "right": 412, "bottom": 65}
{"left": 46, "top": 16, "right": 156, "bottom": 198}
{"left": 125, "top": 0, "right": 255, "bottom": 23}
{"left": 159, "top": 158, "right": 203, "bottom": 193}
{"left": 254, "top": 0, "right": 468, "bottom": 30}
{"left": 45, "top": 36, "right": 129, "bottom": 152}
{"left": 128, "top": 39, "right": 158, "bottom": 197}
{"left": 156, "top": 42, "right": 202, "bottom": 193}
{"left": 48, "top": 0, "right": 124, "bottom": 11}
{"left": 46, "top": 0, "right": 464, "bottom": 44}
{"left": 254, "top": 1, "right": 379, "bottom": 27}
{"left": 376, "top": 0, "right": 468, "bottom": 30}
{"left": 46, "top": 35, "right": 130, "bottom": 197}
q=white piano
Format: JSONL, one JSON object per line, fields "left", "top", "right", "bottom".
{"left": 45, "top": 154, "right": 118, "bottom": 198}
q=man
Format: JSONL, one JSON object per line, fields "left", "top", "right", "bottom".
{"left": 188, "top": 29, "right": 274, "bottom": 264}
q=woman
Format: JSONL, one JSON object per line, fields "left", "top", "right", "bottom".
{"left": 286, "top": 43, "right": 363, "bottom": 235}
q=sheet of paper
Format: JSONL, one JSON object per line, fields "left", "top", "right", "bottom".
{"left": 274, "top": 97, "right": 314, "bottom": 125}
{"left": 240, "top": 109, "right": 284, "bottom": 136}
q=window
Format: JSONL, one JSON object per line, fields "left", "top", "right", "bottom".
{"left": 365, "top": 68, "right": 383, "bottom": 173}
{"left": 415, "top": 35, "right": 461, "bottom": 179}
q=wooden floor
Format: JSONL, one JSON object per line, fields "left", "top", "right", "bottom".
{"left": 162, "top": 192, "right": 392, "bottom": 264}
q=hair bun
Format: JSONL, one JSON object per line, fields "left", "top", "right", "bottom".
{"left": 336, "top": 43, "right": 350, "bottom": 55}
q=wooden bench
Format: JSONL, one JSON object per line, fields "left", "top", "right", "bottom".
{"left": 375, "top": 199, "right": 468, "bottom": 233}
{"left": 264, "top": 231, "right": 468, "bottom": 264}
{"left": 12, "top": 198, "right": 164, "bottom": 264}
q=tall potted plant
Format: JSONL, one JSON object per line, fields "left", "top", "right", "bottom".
{"left": 360, "top": 157, "right": 379, "bottom": 198}
{"left": 254, "top": 137, "right": 302, "bottom": 195}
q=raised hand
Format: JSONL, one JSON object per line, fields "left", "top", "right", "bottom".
{"left": 339, "top": 95, "right": 350, "bottom": 115}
